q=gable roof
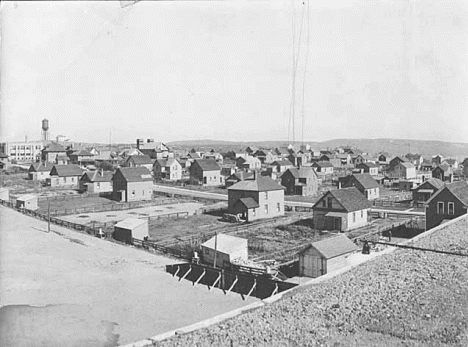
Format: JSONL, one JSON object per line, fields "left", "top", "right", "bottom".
{"left": 43, "top": 142, "right": 66, "bottom": 153}
{"left": 305, "top": 234, "right": 357, "bottom": 259}
{"left": 313, "top": 161, "right": 334, "bottom": 168}
{"left": 193, "top": 159, "right": 220, "bottom": 171}
{"left": 114, "top": 218, "right": 147, "bottom": 230}
{"left": 81, "top": 170, "right": 113, "bottom": 182}
{"left": 357, "top": 162, "right": 379, "bottom": 169}
{"left": 426, "top": 181, "right": 468, "bottom": 206}
{"left": 313, "top": 187, "right": 371, "bottom": 212}
{"left": 29, "top": 163, "right": 51, "bottom": 172}
{"left": 347, "top": 173, "right": 379, "bottom": 189}
{"left": 397, "top": 162, "right": 415, "bottom": 169}
{"left": 285, "top": 166, "right": 317, "bottom": 179}
{"left": 228, "top": 176, "right": 285, "bottom": 192}
{"left": 126, "top": 155, "right": 153, "bottom": 165}
{"left": 227, "top": 171, "right": 254, "bottom": 182}
{"left": 114, "top": 167, "right": 153, "bottom": 182}
{"left": 272, "top": 159, "right": 294, "bottom": 166}
{"left": 415, "top": 178, "right": 444, "bottom": 191}
{"left": 201, "top": 234, "right": 248, "bottom": 254}
{"left": 234, "top": 197, "right": 260, "bottom": 209}
{"left": 433, "top": 163, "right": 452, "bottom": 172}
{"left": 51, "top": 164, "right": 83, "bottom": 177}
{"left": 70, "top": 149, "right": 93, "bottom": 156}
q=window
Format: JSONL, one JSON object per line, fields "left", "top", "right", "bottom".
{"left": 361, "top": 210, "right": 363, "bottom": 218}
{"left": 132, "top": 190, "right": 135, "bottom": 196}
{"left": 277, "top": 203, "right": 280, "bottom": 212}
{"left": 71, "top": 177, "right": 74, "bottom": 182}
{"left": 252, "top": 209, "right": 256, "bottom": 216}
{"left": 265, "top": 204, "right": 268, "bottom": 214}
{"left": 448, "top": 202, "right": 454, "bottom": 215}
{"left": 64, "top": 177, "right": 67, "bottom": 183}
{"left": 203, "top": 177, "right": 207, "bottom": 184}
{"left": 264, "top": 192, "right": 268, "bottom": 200}
{"left": 220, "top": 177, "right": 222, "bottom": 183}
{"left": 437, "top": 202, "right": 444, "bottom": 214}
{"left": 97, "top": 182, "right": 100, "bottom": 188}
{"left": 322, "top": 200, "right": 326, "bottom": 207}
{"left": 327, "top": 197, "right": 332, "bottom": 208}
{"left": 353, "top": 212, "right": 356, "bottom": 222}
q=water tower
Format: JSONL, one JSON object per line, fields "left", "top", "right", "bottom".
{"left": 41, "top": 119, "right": 49, "bottom": 142}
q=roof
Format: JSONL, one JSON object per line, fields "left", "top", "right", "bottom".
{"left": 114, "top": 167, "right": 153, "bottom": 182}
{"left": 114, "top": 218, "right": 147, "bottom": 230}
{"left": 357, "top": 162, "right": 379, "bottom": 168}
{"left": 29, "top": 163, "right": 51, "bottom": 172}
{"left": 235, "top": 197, "right": 260, "bottom": 209}
{"left": 305, "top": 235, "right": 357, "bottom": 259}
{"left": 70, "top": 149, "right": 93, "bottom": 156}
{"left": 127, "top": 155, "right": 153, "bottom": 165}
{"left": 82, "top": 170, "right": 113, "bottom": 182}
{"left": 314, "top": 187, "right": 371, "bottom": 212}
{"left": 227, "top": 171, "right": 254, "bottom": 181}
{"left": 313, "top": 161, "right": 334, "bottom": 168}
{"left": 347, "top": 173, "right": 379, "bottom": 189}
{"left": 51, "top": 164, "right": 83, "bottom": 177}
{"left": 228, "top": 176, "right": 285, "bottom": 192}
{"left": 272, "top": 159, "right": 294, "bottom": 166}
{"left": 397, "top": 162, "right": 415, "bottom": 168}
{"left": 285, "top": 166, "right": 317, "bottom": 179}
{"left": 43, "top": 142, "right": 66, "bottom": 153}
{"left": 434, "top": 164, "right": 452, "bottom": 172}
{"left": 201, "top": 234, "right": 248, "bottom": 254}
{"left": 416, "top": 178, "right": 444, "bottom": 190}
{"left": 16, "top": 194, "right": 37, "bottom": 202}
{"left": 155, "top": 158, "right": 178, "bottom": 167}
{"left": 426, "top": 181, "right": 468, "bottom": 206}
{"left": 0, "top": 152, "right": 8, "bottom": 158}
{"left": 193, "top": 159, "right": 220, "bottom": 171}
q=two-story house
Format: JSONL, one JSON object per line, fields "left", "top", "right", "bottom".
{"left": 153, "top": 158, "right": 182, "bottom": 181}
{"left": 280, "top": 167, "right": 319, "bottom": 196}
{"left": 432, "top": 164, "right": 453, "bottom": 182}
{"left": 389, "top": 162, "right": 416, "bottom": 179}
{"left": 355, "top": 162, "right": 379, "bottom": 176}
{"left": 227, "top": 175, "right": 285, "bottom": 222}
{"left": 112, "top": 167, "right": 153, "bottom": 202}
{"left": 124, "top": 155, "right": 154, "bottom": 172}
{"left": 235, "top": 156, "right": 261, "bottom": 171}
{"left": 412, "top": 178, "right": 444, "bottom": 204}
{"left": 341, "top": 173, "right": 380, "bottom": 200}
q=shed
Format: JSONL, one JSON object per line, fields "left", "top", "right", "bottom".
{"left": 0, "top": 187, "right": 10, "bottom": 201}
{"left": 16, "top": 194, "right": 38, "bottom": 211}
{"left": 201, "top": 234, "right": 248, "bottom": 268}
{"left": 299, "top": 235, "right": 357, "bottom": 278}
{"left": 112, "top": 218, "right": 148, "bottom": 244}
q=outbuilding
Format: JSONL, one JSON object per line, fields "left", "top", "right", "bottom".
{"left": 112, "top": 218, "right": 148, "bottom": 244}
{"left": 0, "top": 187, "right": 10, "bottom": 201}
{"left": 299, "top": 234, "right": 357, "bottom": 278}
{"left": 15, "top": 194, "right": 38, "bottom": 211}
{"left": 201, "top": 234, "right": 248, "bottom": 268}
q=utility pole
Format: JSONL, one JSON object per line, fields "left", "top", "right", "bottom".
{"left": 213, "top": 232, "right": 218, "bottom": 268}
{"left": 47, "top": 201, "right": 51, "bottom": 233}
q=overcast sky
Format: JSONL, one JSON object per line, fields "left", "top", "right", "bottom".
{"left": 1, "top": 0, "right": 467, "bottom": 144}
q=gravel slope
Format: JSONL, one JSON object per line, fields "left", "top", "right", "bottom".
{"left": 156, "top": 216, "right": 468, "bottom": 347}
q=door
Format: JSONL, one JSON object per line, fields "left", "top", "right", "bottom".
{"left": 334, "top": 217, "right": 341, "bottom": 232}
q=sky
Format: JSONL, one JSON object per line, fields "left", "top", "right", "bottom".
{"left": 1, "top": 0, "right": 467, "bottom": 144}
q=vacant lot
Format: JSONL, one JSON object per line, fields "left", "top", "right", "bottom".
{"left": 0, "top": 206, "right": 257, "bottom": 347}
{"left": 37, "top": 195, "right": 117, "bottom": 213}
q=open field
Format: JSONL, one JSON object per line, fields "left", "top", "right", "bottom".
{"left": 37, "top": 195, "right": 117, "bottom": 213}
{"left": 0, "top": 206, "right": 257, "bottom": 347}
{"left": 155, "top": 216, "right": 468, "bottom": 347}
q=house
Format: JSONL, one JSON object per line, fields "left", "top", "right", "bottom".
{"left": 48, "top": 164, "right": 83, "bottom": 188}
{"left": 119, "top": 148, "right": 144, "bottom": 159}
{"left": 0, "top": 152, "right": 9, "bottom": 169}
{"left": 112, "top": 167, "right": 153, "bottom": 202}
{"left": 42, "top": 142, "right": 67, "bottom": 163}
{"left": 404, "top": 153, "right": 424, "bottom": 167}
{"left": 28, "top": 162, "right": 51, "bottom": 181}
{"left": 189, "top": 159, "right": 223, "bottom": 186}
{"left": 441, "top": 158, "right": 459, "bottom": 170}
{"left": 425, "top": 181, "right": 468, "bottom": 230}
{"left": 137, "top": 140, "right": 174, "bottom": 159}
{"left": 462, "top": 158, "right": 468, "bottom": 178}
{"left": 271, "top": 159, "right": 294, "bottom": 173}
{"left": 15, "top": 194, "right": 38, "bottom": 211}
{"left": 225, "top": 171, "right": 254, "bottom": 187}
{"left": 79, "top": 170, "right": 113, "bottom": 193}
{"left": 93, "top": 151, "right": 120, "bottom": 166}
{"left": 432, "top": 164, "right": 453, "bottom": 182}
{"left": 287, "top": 153, "right": 302, "bottom": 167}
{"left": 201, "top": 234, "right": 248, "bottom": 268}
{"left": 68, "top": 149, "right": 95, "bottom": 166}
{"left": 312, "top": 161, "right": 334, "bottom": 174}
{"left": 420, "top": 159, "right": 434, "bottom": 171}
{"left": 356, "top": 162, "right": 379, "bottom": 176}
{"left": 112, "top": 218, "right": 149, "bottom": 244}
{"left": 153, "top": 158, "right": 182, "bottom": 181}
{"left": 203, "top": 151, "right": 223, "bottom": 163}
{"left": 275, "top": 147, "right": 291, "bottom": 157}
{"left": 235, "top": 156, "right": 261, "bottom": 170}
{"left": 312, "top": 187, "right": 371, "bottom": 232}
{"left": 55, "top": 154, "right": 70, "bottom": 165}
{"left": 351, "top": 154, "right": 367, "bottom": 166}
{"left": 124, "top": 155, "right": 154, "bottom": 172}
{"left": 245, "top": 146, "right": 258, "bottom": 156}
{"left": 298, "top": 234, "right": 357, "bottom": 278}
{"left": 378, "top": 152, "right": 390, "bottom": 163}
{"left": 412, "top": 178, "right": 444, "bottom": 204}
{"left": 281, "top": 166, "right": 319, "bottom": 196}
{"left": 432, "top": 155, "right": 444, "bottom": 166}
{"left": 388, "top": 156, "right": 407, "bottom": 171}
{"left": 228, "top": 175, "right": 285, "bottom": 222}
{"left": 341, "top": 173, "right": 380, "bottom": 200}
{"left": 389, "top": 162, "right": 416, "bottom": 179}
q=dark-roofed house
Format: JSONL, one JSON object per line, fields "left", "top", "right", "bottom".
{"left": 341, "top": 173, "right": 380, "bottom": 200}
{"left": 356, "top": 162, "right": 379, "bottom": 176}
{"left": 153, "top": 158, "right": 182, "bottom": 181}
{"left": 228, "top": 175, "right": 285, "bottom": 221}
{"left": 412, "top": 178, "right": 444, "bottom": 204}
{"left": 312, "top": 187, "right": 371, "bottom": 232}
{"left": 425, "top": 181, "right": 468, "bottom": 230}
{"left": 298, "top": 234, "right": 358, "bottom": 278}
{"left": 42, "top": 142, "right": 66, "bottom": 163}
{"left": 432, "top": 164, "right": 453, "bottom": 182}
{"left": 124, "top": 155, "right": 154, "bottom": 172}
{"left": 201, "top": 234, "right": 248, "bottom": 268}
{"left": 189, "top": 159, "right": 223, "bottom": 186}
{"left": 79, "top": 170, "right": 113, "bottom": 193}
{"left": 48, "top": 164, "right": 83, "bottom": 188}
{"left": 388, "top": 156, "right": 407, "bottom": 171}
{"left": 389, "top": 162, "right": 416, "bottom": 179}
{"left": 281, "top": 166, "right": 319, "bottom": 196}
{"left": 271, "top": 160, "right": 294, "bottom": 173}
{"left": 68, "top": 149, "right": 94, "bottom": 166}
{"left": 28, "top": 162, "right": 51, "bottom": 181}
{"left": 235, "top": 156, "right": 261, "bottom": 170}
{"left": 312, "top": 161, "right": 334, "bottom": 174}
{"left": 225, "top": 171, "right": 254, "bottom": 188}
{"left": 441, "top": 158, "right": 459, "bottom": 169}
{"left": 112, "top": 167, "right": 153, "bottom": 202}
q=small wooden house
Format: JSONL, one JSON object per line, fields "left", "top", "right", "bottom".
{"left": 412, "top": 178, "right": 444, "bottom": 203}
{"left": 299, "top": 234, "right": 357, "bottom": 278}
{"left": 189, "top": 159, "right": 223, "bottom": 186}
{"left": 48, "top": 164, "right": 83, "bottom": 188}
{"left": 312, "top": 161, "right": 334, "bottom": 174}
{"left": 16, "top": 194, "right": 38, "bottom": 211}
{"left": 28, "top": 162, "right": 51, "bottom": 181}
{"left": 341, "top": 173, "right": 380, "bottom": 200}
{"left": 201, "top": 234, "right": 248, "bottom": 268}
{"left": 112, "top": 167, "right": 153, "bottom": 202}
{"left": 79, "top": 170, "right": 113, "bottom": 193}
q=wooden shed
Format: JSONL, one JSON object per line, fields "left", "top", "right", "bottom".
{"left": 299, "top": 235, "right": 357, "bottom": 278}
{"left": 112, "top": 218, "right": 148, "bottom": 244}
{"left": 15, "top": 194, "right": 38, "bottom": 211}
{"left": 201, "top": 234, "right": 248, "bottom": 268}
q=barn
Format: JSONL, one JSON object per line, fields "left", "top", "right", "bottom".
{"left": 201, "top": 234, "right": 248, "bottom": 268}
{"left": 299, "top": 234, "right": 357, "bottom": 278}
{"left": 112, "top": 218, "right": 148, "bottom": 244}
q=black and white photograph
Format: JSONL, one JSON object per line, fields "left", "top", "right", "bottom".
{"left": 0, "top": 0, "right": 467, "bottom": 346}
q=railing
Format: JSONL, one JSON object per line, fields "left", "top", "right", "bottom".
{"left": 132, "top": 238, "right": 191, "bottom": 259}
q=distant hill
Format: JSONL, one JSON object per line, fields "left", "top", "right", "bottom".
{"left": 167, "top": 138, "right": 468, "bottom": 160}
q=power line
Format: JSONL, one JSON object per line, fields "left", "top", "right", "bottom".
{"left": 301, "top": 0, "right": 310, "bottom": 146}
